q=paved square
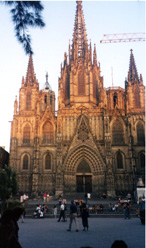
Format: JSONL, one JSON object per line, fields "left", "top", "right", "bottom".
{"left": 19, "top": 217, "right": 145, "bottom": 248}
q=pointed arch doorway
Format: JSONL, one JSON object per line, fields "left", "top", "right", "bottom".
{"left": 76, "top": 160, "right": 92, "bottom": 192}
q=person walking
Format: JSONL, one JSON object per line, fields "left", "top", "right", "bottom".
{"left": 67, "top": 200, "right": 79, "bottom": 232}
{"left": 81, "top": 203, "right": 89, "bottom": 231}
{"left": 57, "top": 203, "right": 65, "bottom": 222}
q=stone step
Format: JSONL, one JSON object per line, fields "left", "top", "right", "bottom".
{"left": 24, "top": 213, "right": 138, "bottom": 219}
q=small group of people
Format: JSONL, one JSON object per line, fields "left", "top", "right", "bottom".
{"left": 97, "top": 204, "right": 104, "bottom": 213}
{"left": 109, "top": 203, "right": 119, "bottom": 212}
{"left": 89, "top": 203, "right": 104, "bottom": 214}
{"left": 0, "top": 207, "right": 24, "bottom": 248}
{"left": 20, "top": 193, "right": 29, "bottom": 203}
{"left": 43, "top": 193, "right": 50, "bottom": 202}
{"left": 33, "top": 204, "right": 48, "bottom": 218}
{"left": 67, "top": 200, "right": 89, "bottom": 232}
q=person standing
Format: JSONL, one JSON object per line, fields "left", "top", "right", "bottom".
{"left": 84, "top": 193, "right": 87, "bottom": 204}
{"left": 64, "top": 203, "right": 67, "bottom": 221}
{"left": 124, "top": 202, "right": 131, "bottom": 219}
{"left": 47, "top": 193, "right": 50, "bottom": 202}
{"left": 67, "top": 200, "right": 79, "bottom": 232}
{"left": 43, "top": 193, "right": 47, "bottom": 202}
{"left": 53, "top": 205, "right": 57, "bottom": 218}
{"left": 87, "top": 193, "right": 91, "bottom": 202}
{"left": 81, "top": 203, "right": 89, "bottom": 231}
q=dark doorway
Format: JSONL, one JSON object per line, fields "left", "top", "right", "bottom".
{"left": 76, "top": 160, "right": 92, "bottom": 192}
{"left": 76, "top": 175, "right": 92, "bottom": 192}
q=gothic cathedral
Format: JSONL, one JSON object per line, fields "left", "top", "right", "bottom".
{"left": 9, "top": 1, "right": 145, "bottom": 197}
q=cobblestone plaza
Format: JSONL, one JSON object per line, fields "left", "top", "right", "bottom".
{"left": 19, "top": 217, "right": 145, "bottom": 248}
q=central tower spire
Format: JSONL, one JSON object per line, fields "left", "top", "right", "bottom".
{"left": 58, "top": 1, "right": 104, "bottom": 109}
{"left": 71, "top": 1, "right": 89, "bottom": 62}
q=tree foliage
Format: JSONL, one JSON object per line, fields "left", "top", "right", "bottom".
{"left": 2, "top": 1, "right": 45, "bottom": 55}
{"left": 0, "top": 166, "right": 18, "bottom": 203}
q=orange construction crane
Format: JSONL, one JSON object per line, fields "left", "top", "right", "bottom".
{"left": 100, "top": 33, "right": 145, "bottom": 43}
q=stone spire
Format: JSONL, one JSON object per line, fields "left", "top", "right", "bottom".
{"left": 128, "top": 49, "right": 139, "bottom": 84}
{"left": 93, "top": 44, "right": 97, "bottom": 66}
{"left": 25, "top": 55, "right": 38, "bottom": 87}
{"left": 45, "top": 72, "right": 51, "bottom": 90}
{"left": 71, "top": 1, "right": 89, "bottom": 62}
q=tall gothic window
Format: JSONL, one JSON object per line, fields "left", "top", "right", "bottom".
{"left": 23, "top": 124, "right": 30, "bottom": 144}
{"left": 65, "top": 74, "right": 70, "bottom": 99}
{"left": 113, "top": 93, "right": 118, "bottom": 108}
{"left": 45, "top": 153, "right": 51, "bottom": 169}
{"left": 50, "top": 95, "right": 52, "bottom": 105}
{"left": 137, "top": 122, "right": 145, "bottom": 146}
{"left": 117, "top": 152, "right": 123, "bottom": 169}
{"left": 78, "top": 71, "right": 85, "bottom": 95}
{"left": 23, "top": 155, "right": 28, "bottom": 170}
{"left": 42, "top": 122, "right": 54, "bottom": 144}
{"left": 140, "top": 153, "right": 145, "bottom": 168}
{"left": 93, "top": 73, "right": 97, "bottom": 99}
{"left": 112, "top": 120, "right": 124, "bottom": 145}
{"left": 44, "top": 95, "right": 47, "bottom": 104}
{"left": 26, "top": 93, "right": 31, "bottom": 110}
{"left": 135, "top": 86, "right": 140, "bottom": 108}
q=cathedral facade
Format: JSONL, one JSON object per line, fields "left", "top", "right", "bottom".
{"left": 9, "top": 1, "right": 145, "bottom": 197}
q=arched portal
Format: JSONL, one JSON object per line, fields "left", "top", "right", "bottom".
{"left": 64, "top": 145, "right": 105, "bottom": 193}
{"left": 76, "top": 159, "right": 92, "bottom": 193}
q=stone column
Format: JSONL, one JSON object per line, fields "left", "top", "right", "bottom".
{"left": 55, "top": 133, "right": 64, "bottom": 197}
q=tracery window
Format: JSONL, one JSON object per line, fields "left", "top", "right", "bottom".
{"left": 23, "top": 155, "right": 28, "bottom": 170}
{"left": 77, "top": 160, "right": 91, "bottom": 173}
{"left": 78, "top": 71, "right": 85, "bottom": 95}
{"left": 26, "top": 93, "right": 31, "bottom": 110}
{"left": 45, "top": 153, "right": 51, "bottom": 169}
{"left": 23, "top": 124, "right": 30, "bottom": 144}
{"left": 137, "top": 122, "right": 145, "bottom": 146}
{"left": 117, "top": 152, "right": 123, "bottom": 169}
{"left": 112, "top": 120, "right": 124, "bottom": 145}
{"left": 42, "top": 122, "right": 54, "bottom": 144}
{"left": 78, "top": 119, "right": 89, "bottom": 142}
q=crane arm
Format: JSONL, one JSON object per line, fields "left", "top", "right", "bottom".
{"left": 100, "top": 33, "right": 145, "bottom": 43}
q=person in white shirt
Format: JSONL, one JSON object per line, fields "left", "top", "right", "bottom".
{"left": 57, "top": 203, "right": 65, "bottom": 222}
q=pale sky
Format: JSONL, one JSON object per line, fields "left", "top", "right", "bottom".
{"left": 0, "top": 0, "right": 145, "bottom": 152}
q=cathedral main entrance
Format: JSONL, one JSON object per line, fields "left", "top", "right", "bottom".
{"left": 76, "top": 160, "right": 92, "bottom": 192}
{"left": 76, "top": 175, "right": 92, "bottom": 192}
